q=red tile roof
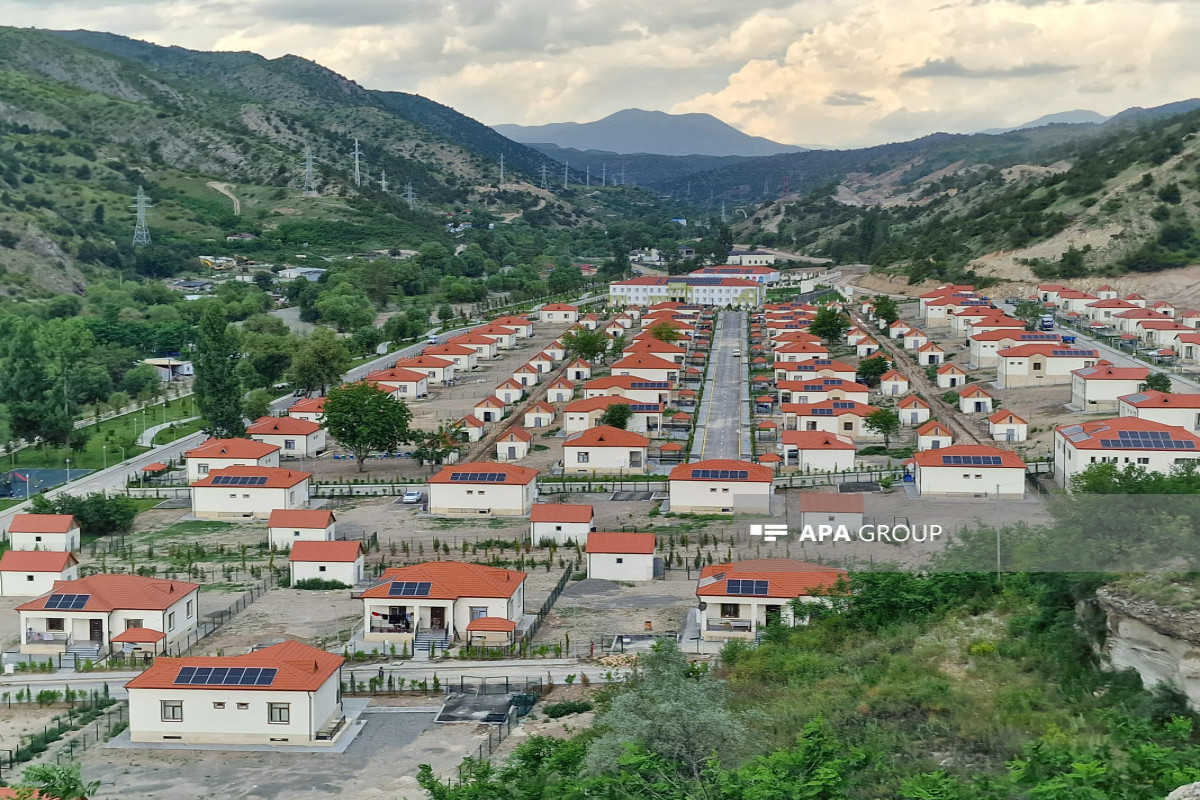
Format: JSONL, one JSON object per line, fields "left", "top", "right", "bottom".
{"left": 475, "top": 396, "right": 506, "bottom": 408}
{"left": 1073, "top": 364, "right": 1149, "bottom": 381}
{"left": 564, "top": 396, "right": 663, "bottom": 413}
{"left": 957, "top": 384, "right": 992, "bottom": 398}
{"left": 0, "top": 550, "right": 77, "bottom": 572}
{"left": 987, "top": 410, "right": 1027, "bottom": 424}
{"left": 394, "top": 355, "right": 454, "bottom": 369}
{"left": 17, "top": 574, "right": 199, "bottom": 612}
{"left": 467, "top": 617, "right": 517, "bottom": 632}
{"left": 611, "top": 354, "right": 680, "bottom": 371}
{"left": 586, "top": 532, "right": 656, "bottom": 554}
{"left": 781, "top": 400, "right": 879, "bottom": 417}
{"left": 669, "top": 459, "right": 773, "bottom": 482}
{"left": 7, "top": 513, "right": 77, "bottom": 534}
{"left": 564, "top": 425, "right": 650, "bottom": 448}
{"left": 898, "top": 395, "right": 930, "bottom": 408}
{"left": 780, "top": 431, "right": 855, "bottom": 449}
{"left": 111, "top": 627, "right": 166, "bottom": 643}
{"left": 911, "top": 444, "right": 1025, "bottom": 468}
{"left": 360, "top": 561, "right": 526, "bottom": 600}
{"left": 289, "top": 541, "right": 364, "bottom": 562}
{"left": 500, "top": 426, "right": 533, "bottom": 443}
{"left": 799, "top": 493, "right": 864, "bottom": 513}
{"left": 541, "top": 303, "right": 578, "bottom": 311}
{"left": 530, "top": 503, "right": 594, "bottom": 523}
{"left": 289, "top": 396, "right": 327, "bottom": 414}
{"left": 365, "top": 367, "right": 429, "bottom": 384}
{"left": 248, "top": 416, "right": 321, "bottom": 435}
{"left": 424, "top": 344, "right": 476, "bottom": 356}
{"left": 916, "top": 421, "right": 953, "bottom": 436}
{"left": 428, "top": 462, "right": 538, "bottom": 485}
{"left": 185, "top": 438, "right": 279, "bottom": 460}
{"left": 126, "top": 641, "right": 343, "bottom": 692}
{"left": 191, "top": 466, "right": 311, "bottom": 489}
{"left": 142, "top": 462, "right": 169, "bottom": 472}
{"left": 268, "top": 509, "right": 334, "bottom": 529}
{"left": 1055, "top": 417, "right": 1200, "bottom": 449}
{"left": 1120, "top": 389, "right": 1200, "bottom": 408}
{"left": 697, "top": 558, "right": 846, "bottom": 598}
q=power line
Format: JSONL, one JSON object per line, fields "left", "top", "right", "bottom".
{"left": 131, "top": 186, "right": 152, "bottom": 247}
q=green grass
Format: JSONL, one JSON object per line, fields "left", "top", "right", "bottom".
{"left": 152, "top": 418, "right": 205, "bottom": 446}
{"left": 0, "top": 498, "right": 23, "bottom": 512}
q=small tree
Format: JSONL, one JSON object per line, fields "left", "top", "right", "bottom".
{"left": 599, "top": 403, "right": 633, "bottom": 430}
{"left": 323, "top": 382, "right": 414, "bottom": 471}
{"left": 647, "top": 321, "right": 681, "bottom": 343}
{"left": 864, "top": 408, "right": 901, "bottom": 451}
{"left": 412, "top": 422, "right": 468, "bottom": 465}
{"left": 18, "top": 764, "right": 100, "bottom": 800}
{"left": 809, "top": 305, "right": 850, "bottom": 343}
{"left": 562, "top": 329, "right": 608, "bottom": 361}
{"left": 871, "top": 295, "right": 900, "bottom": 325}
{"left": 1141, "top": 372, "right": 1172, "bottom": 393}
{"left": 856, "top": 354, "right": 891, "bottom": 387}
{"left": 242, "top": 388, "right": 274, "bottom": 421}
{"left": 1013, "top": 301, "right": 1044, "bottom": 329}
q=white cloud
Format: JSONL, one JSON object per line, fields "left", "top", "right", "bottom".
{"left": 1, "top": 0, "right": 1199, "bottom": 146}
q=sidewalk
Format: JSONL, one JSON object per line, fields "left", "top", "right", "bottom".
{"left": 137, "top": 416, "right": 199, "bottom": 446}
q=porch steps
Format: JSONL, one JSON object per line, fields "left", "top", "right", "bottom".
{"left": 413, "top": 630, "right": 449, "bottom": 654}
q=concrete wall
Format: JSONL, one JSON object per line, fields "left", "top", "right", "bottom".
{"left": 192, "top": 483, "right": 309, "bottom": 520}
{"left": 915, "top": 465, "right": 1025, "bottom": 498}
{"left": 290, "top": 558, "right": 363, "bottom": 586}
{"left": 587, "top": 552, "right": 654, "bottom": 581}
{"left": 428, "top": 483, "right": 534, "bottom": 516}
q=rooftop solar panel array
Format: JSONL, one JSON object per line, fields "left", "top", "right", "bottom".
{"left": 940, "top": 455, "right": 1004, "bottom": 465}
{"left": 44, "top": 594, "right": 88, "bottom": 610}
{"left": 725, "top": 579, "right": 769, "bottom": 596}
{"left": 210, "top": 475, "right": 270, "bottom": 486}
{"left": 448, "top": 472, "right": 507, "bottom": 482}
{"left": 832, "top": 401, "right": 855, "bottom": 409}
{"left": 388, "top": 581, "right": 433, "bottom": 596}
{"left": 175, "top": 666, "right": 278, "bottom": 686}
{"left": 1051, "top": 349, "right": 1096, "bottom": 357}
{"left": 811, "top": 408, "right": 833, "bottom": 415}
{"left": 1122, "top": 393, "right": 1149, "bottom": 404}
{"left": 1098, "top": 430, "right": 1197, "bottom": 449}
{"left": 691, "top": 469, "right": 749, "bottom": 480}
{"left": 630, "top": 381, "right": 669, "bottom": 389}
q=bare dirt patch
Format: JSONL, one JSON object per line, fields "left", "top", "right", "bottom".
{"left": 186, "top": 588, "right": 361, "bottom": 656}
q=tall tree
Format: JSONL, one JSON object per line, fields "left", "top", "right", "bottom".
{"left": 809, "top": 305, "right": 850, "bottom": 343}
{"left": 871, "top": 295, "right": 900, "bottom": 325}
{"left": 856, "top": 355, "right": 891, "bottom": 387}
{"left": 0, "top": 320, "right": 58, "bottom": 445}
{"left": 1141, "top": 372, "right": 1172, "bottom": 393}
{"left": 599, "top": 403, "right": 633, "bottom": 430}
{"left": 412, "top": 422, "right": 468, "bottom": 466}
{"left": 289, "top": 328, "right": 352, "bottom": 395}
{"left": 323, "top": 382, "right": 414, "bottom": 471}
{"left": 864, "top": 408, "right": 902, "bottom": 450}
{"left": 647, "top": 321, "right": 681, "bottom": 343}
{"left": 193, "top": 306, "right": 246, "bottom": 438}
{"left": 562, "top": 329, "right": 608, "bottom": 361}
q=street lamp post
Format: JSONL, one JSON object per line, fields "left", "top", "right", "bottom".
{"left": 65, "top": 458, "right": 71, "bottom": 483}
{"left": 103, "top": 445, "right": 107, "bottom": 471}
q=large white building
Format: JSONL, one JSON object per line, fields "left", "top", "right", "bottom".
{"left": 608, "top": 276, "right": 765, "bottom": 308}
{"left": 909, "top": 445, "right": 1026, "bottom": 498}
{"left": 125, "top": 641, "right": 345, "bottom": 745}
{"left": 668, "top": 459, "right": 773, "bottom": 514}
{"left": 696, "top": 558, "right": 846, "bottom": 641}
{"left": 1053, "top": 417, "right": 1200, "bottom": 489}
{"left": 190, "top": 466, "right": 312, "bottom": 520}
{"left": 426, "top": 462, "right": 538, "bottom": 517}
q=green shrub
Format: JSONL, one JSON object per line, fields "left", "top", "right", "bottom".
{"left": 543, "top": 700, "right": 593, "bottom": 718}
{"left": 293, "top": 578, "right": 351, "bottom": 590}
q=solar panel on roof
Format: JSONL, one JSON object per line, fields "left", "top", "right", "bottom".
{"left": 1123, "top": 393, "right": 1149, "bottom": 404}
{"left": 692, "top": 469, "right": 750, "bottom": 480}
{"left": 388, "top": 581, "right": 433, "bottom": 597}
{"left": 1051, "top": 349, "right": 1095, "bottom": 357}
{"left": 940, "top": 455, "right": 1003, "bottom": 465}
{"left": 175, "top": 666, "right": 278, "bottom": 686}
{"left": 448, "top": 472, "right": 507, "bottom": 482}
{"left": 44, "top": 594, "right": 88, "bottom": 610}
{"left": 726, "top": 579, "right": 769, "bottom": 596}
{"left": 811, "top": 408, "right": 833, "bottom": 415}
{"left": 832, "top": 402, "right": 854, "bottom": 409}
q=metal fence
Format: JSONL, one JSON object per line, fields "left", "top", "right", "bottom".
{"left": 0, "top": 695, "right": 125, "bottom": 779}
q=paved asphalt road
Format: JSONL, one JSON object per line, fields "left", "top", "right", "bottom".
{"left": 697, "top": 311, "right": 746, "bottom": 460}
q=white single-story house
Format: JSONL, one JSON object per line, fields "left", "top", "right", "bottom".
{"left": 797, "top": 493, "right": 864, "bottom": 532}
{"left": 359, "top": 561, "right": 525, "bottom": 648}
{"left": 547, "top": 378, "right": 575, "bottom": 403}
{"left": 583, "top": 376, "right": 672, "bottom": 404}
{"left": 910, "top": 445, "right": 1026, "bottom": 498}
{"left": 471, "top": 324, "right": 518, "bottom": 349}
{"left": 190, "top": 467, "right": 312, "bottom": 520}
{"left": 287, "top": 396, "right": 326, "bottom": 422}
{"left": 473, "top": 396, "right": 508, "bottom": 424}
{"left": 879, "top": 370, "right": 909, "bottom": 397}
{"left": 426, "top": 462, "right": 539, "bottom": 517}
{"left": 778, "top": 431, "right": 856, "bottom": 471}
{"left": 524, "top": 402, "right": 556, "bottom": 428}
{"left": 447, "top": 333, "right": 499, "bottom": 360}
{"left": 996, "top": 343, "right": 1099, "bottom": 389}
{"left": 19, "top": 573, "right": 200, "bottom": 659}
{"left": 916, "top": 420, "right": 954, "bottom": 450}
{"left": 539, "top": 303, "right": 579, "bottom": 324}
{"left": 562, "top": 425, "right": 650, "bottom": 475}
{"left": 0, "top": 551, "right": 80, "bottom": 597}
{"left": 6, "top": 514, "right": 81, "bottom": 552}
{"left": 916, "top": 343, "right": 946, "bottom": 366}
{"left": 124, "top": 641, "right": 345, "bottom": 745}
{"left": 585, "top": 532, "right": 656, "bottom": 582}
{"left": 496, "top": 427, "right": 533, "bottom": 462}
{"left": 898, "top": 396, "right": 932, "bottom": 426}
{"left": 423, "top": 344, "right": 479, "bottom": 372}
{"left": 1053, "top": 417, "right": 1200, "bottom": 489}
{"left": 495, "top": 379, "right": 526, "bottom": 406}
{"left": 988, "top": 411, "right": 1029, "bottom": 442}
{"left": 289, "top": 541, "right": 365, "bottom": 587}
{"left": 248, "top": 416, "right": 326, "bottom": 458}
{"left": 668, "top": 459, "right": 773, "bottom": 514}
{"left": 492, "top": 316, "right": 535, "bottom": 339}
{"left": 1070, "top": 362, "right": 1150, "bottom": 412}
{"left": 935, "top": 364, "right": 966, "bottom": 389}
{"left": 460, "top": 415, "right": 486, "bottom": 442}
{"left": 529, "top": 503, "right": 594, "bottom": 545}
{"left": 184, "top": 438, "right": 280, "bottom": 483}
{"left": 142, "top": 357, "right": 194, "bottom": 382}
{"left": 697, "top": 558, "right": 846, "bottom": 641}
{"left": 267, "top": 509, "right": 336, "bottom": 549}
{"left": 1118, "top": 390, "right": 1200, "bottom": 430}
{"left": 393, "top": 355, "right": 456, "bottom": 385}
{"left": 563, "top": 397, "right": 663, "bottom": 435}
{"left": 957, "top": 385, "right": 994, "bottom": 415}
{"left": 364, "top": 367, "right": 431, "bottom": 399}
{"left": 513, "top": 364, "right": 541, "bottom": 387}
{"left": 610, "top": 354, "right": 678, "bottom": 383}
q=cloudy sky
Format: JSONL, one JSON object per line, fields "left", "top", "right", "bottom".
{"left": 3, "top": 0, "right": 1199, "bottom": 147}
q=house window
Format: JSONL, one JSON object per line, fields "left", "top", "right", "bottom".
{"left": 318, "top": 565, "right": 327, "bottom": 572}
{"left": 237, "top": 702, "right": 249, "bottom": 710}
{"left": 293, "top": 530, "right": 301, "bottom": 537}
{"left": 577, "top": 452, "right": 590, "bottom": 463}
{"left": 126, "top": 619, "right": 144, "bottom": 630}
{"left": 161, "top": 701, "right": 183, "bottom": 722}
{"left": 284, "top": 439, "right": 296, "bottom": 450}
{"left": 167, "top": 612, "right": 176, "bottom": 631}
{"left": 478, "top": 490, "right": 486, "bottom": 496}
{"left": 213, "top": 702, "right": 226, "bottom": 709}
{"left": 268, "top": 703, "right": 290, "bottom": 724}
{"left": 616, "top": 558, "right": 624, "bottom": 564}
{"left": 470, "top": 607, "right": 488, "bottom": 620}
{"left": 47, "top": 618, "right": 64, "bottom": 632}
{"left": 26, "top": 575, "right": 33, "bottom": 581}
{"left": 34, "top": 536, "right": 42, "bottom": 542}
{"left": 720, "top": 603, "right": 740, "bottom": 618}
{"left": 554, "top": 525, "right": 563, "bottom": 532}
{"left": 199, "top": 464, "right": 209, "bottom": 475}
{"left": 1137, "top": 457, "right": 1150, "bottom": 464}
{"left": 229, "top": 494, "right": 237, "bottom": 499}
{"left": 242, "top": 494, "right": 250, "bottom": 499}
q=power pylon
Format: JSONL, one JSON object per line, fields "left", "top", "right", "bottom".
{"left": 379, "top": 170, "right": 389, "bottom": 193}
{"left": 352, "top": 138, "right": 363, "bottom": 187}
{"left": 403, "top": 183, "right": 415, "bottom": 211}
{"left": 131, "top": 186, "right": 152, "bottom": 247}
{"left": 301, "top": 146, "right": 319, "bottom": 196}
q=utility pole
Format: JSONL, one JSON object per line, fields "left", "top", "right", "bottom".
{"left": 498, "top": 154, "right": 505, "bottom": 186}
{"left": 379, "top": 170, "right": 389, "bottom": 193}
{"left": 131, "top": 186, "right": 152, "bottom": 247}
{"left": 404, "top": 183, "right": 415, "bottom": 211}
{"left": 301, "top": 146, "right": 319, "bottom": 196}
{"left": 352, "top": 138, "right": 363, "bottom": 188}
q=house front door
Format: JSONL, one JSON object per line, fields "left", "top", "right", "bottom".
{"left": 430, "top": 607, "right": 446, "bottom": 631}
{"left": 508, "top": 446, "right": 517, "bottom": 460}
{"left": 975, "top": 402, "right": 986, "bottom": 413}
{"left": 89, "top": 619, "right": 103, "bottom": 642}
{"left": 629, "top": 451, "right": 643, "bottom": 468}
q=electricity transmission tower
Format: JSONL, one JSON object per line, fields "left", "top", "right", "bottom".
{"left": 131, "top": 186, "right": 152, "bottom": 247}
{"left": 720, "top": 202, "right": 728, "bottom": 224}
{"left": 301, "top": 146, "right": 319, "bottom": 196}
{"left": 352, "top": 138, "right": 363, "bottom": 187}
{"left": 379, "top": 170, "right": 389, "bottom": 193}
{"left": 539, "top": 162, "right": 550, "bottom": 190}
{"left": 563, "top": 162, "right": 569, "bottom": 189}
{"left": 585, "top": 164, "right": 590, "bottom": 187}
{"left": 403, "top": 183, "right": 415, "bottom": 211}
{"left": 498, "top": 154, "right": 505, "bottom": 186}
{"left": 601, "top": 163, "right": 606, "bottom": 186}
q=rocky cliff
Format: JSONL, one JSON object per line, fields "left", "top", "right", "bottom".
{"left": 1096, "top": 586, "right": 1200, "bottom": 709}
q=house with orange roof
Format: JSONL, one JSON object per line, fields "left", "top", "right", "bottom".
{"left": 494, "top": 378, "right": 526, "bottom": 405}
{"left": 6, "top": 513, "right": 80, "bottom": 552}
{"left": 779, "top": 431, "right": 856, "bottom": 471}
{"left": 492, "top": 316, "right": 535, "bottom": 338}
{"left": 1118, "top": 389, "right": 1200, "bottom": 429}
{"left": 496, "top": 427, "right": 533, "bottom": 462}
{"left": 563, "top": 426, "right": 651, "bottom": 475}
{"left": 358, "top": 561, "right": 526, "bottom": 648}
{"left": 190, "top": 466, "right": 312, "bottom": 520}
{"left": 248, "top": 416, "right": 326, "bottom": 458}
{"left": 512, "top": 363, "right": 542, "bottom": 387}
{"left": 879, "top": 369, "right": 909, "bottom": 397}
{"left": 289, "top": 541, "right": 365, "bottom": 587}
{"left": 470, "top": 324, "right": 518, "bottom": 350}
{"left": 916, "top": 342, "right": 946, "bottom": 366}
{"left": 427, "top": 462, "right": 539, "bottom": 516}
{"left": 782, "top": 400, "right": 882, "bottom": 440}
{"left": 267, "top": 509, "right": 336, "bottom": 549}
{"left": 966, "top": 315, "right": 1027, "bottom": 337}
{"left": 898, "top": 395, "right": 932, "bottom": 426}
{"left": 528, "top": 351, "right": 556, "bottom": 373}
{"left": 626, "top": 338, "right": 687, "bottom": 364}
{"left": 988, "top": 410, "right": 1028, "bottom": 442}
{"left": 0, "top": 551, "right": 79, "bottom": 596}
{"left": 968, "top": 329, "right": 1063, "bottom": 368}
{"left": 544, "top": 339, "right": 567, "bottom": 361}
{"left": 184, "top": 438, "right": 280, "bottom": 482}
{"left": 902, "top": 329, "right": 929, "bottom": 351}
{"left": 856, "top": 337, "right": 881, "bottom": 358}
{"left": 916, "top": 420, "right": 954, "bottom": 451}
{"left": 1084, "top": 297, "right": 1139, "bottom": 322}
{"left": 797, "top": 493, "right": 864, "bottom": 530}
{"left": 394, "top": 355, "right": 456, "bottom": 385}
{"left": 888, "top": 320, "right": 912, "bottom": 339}
{"left": 611, "top": 353, "right": 679, "bottom": 383}
{"left": 774, "top": 341, "right": 830, "bottom": 363}
{"left": 364, "top": 367, "right": 430, "bottom": 398}
{"left": 583, "top": 375, "right": 672, "bottom": 404}
{"left": 997, "top": 343, "right": 1099, "bottom": 388}
{"left": 668, "top": 459, "right": 773, "bottom": 514}
{"left": 460, "top": 414, "right": 486, "bottom": 442}
{"left": 287, "top": 395, "right": 326, "bottom": 422}
{"left": 424, "top": 343, "right": 480, "bottom": 372}
{"left": 947, "top": 307, "right": 1005, "bottom": 337}
{"left": 565, "top": 358, "right": 593, "bottom": 381}
{"left": 447, "top": 332, "right": 499, "bottom": 360}
{"left": 1070, "top": 361, "right": 1151, "bottom": 411}
{"left": 697, "top": 558, "right": 846, "bottom": 640}
{"left": 586, "top": 532, "right": 657, "bottom": 581}
{"left": 910, "top": 444, "right": 1026, "bottom": 498}
{"left": 1053, "top": 417, "right": 1200, "bottom": 488}
{"left": 546, "top": 377, "right": 575, "bottom": 403}
{"left": 957, "top": 384, "right": 994, "bottom": 415}
{"left": 19, "top": 573, "right": 200, "bottom": 659}
{"left": 563, "top": 396, "right": 663, "bottom": 434}
{"left": 473, "top": 395, "right": 508, "bottom": 424}
{"left": 529, "top": 503, "right": 594, "bottom": 545}
{"left": 773, "top": 358, "right": 858, "bottom": 383}
{"left": 1095, "top": 284, "right": 1119, "bottom": 300}
{"left": 776, "top": 378, "right": 869, "bottom": 405}
{"left": 524, "top": 402, "right": 555, "bottom": 428}
{"left": 935, "top": 363, "right": 967, "bottom": 388}
{"left": 539, "top": 303, "right": 579, "bottom": 324}
{"left": 125, "top": 641, "right": 345, "bottom": 745}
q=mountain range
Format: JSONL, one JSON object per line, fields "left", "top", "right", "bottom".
{"left": 493, "top": 109, "right": 806, "bottom": 158}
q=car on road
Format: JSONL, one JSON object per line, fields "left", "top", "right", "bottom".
{"left": 401, "top": 489, "right": 424, "bottom": 504}
{"left": 732, "top": 350, "right": 742, "bottom": 358}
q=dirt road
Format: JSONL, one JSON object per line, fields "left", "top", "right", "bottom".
{"left": 207, "top": 181, "right": 241, "bottom": 216}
